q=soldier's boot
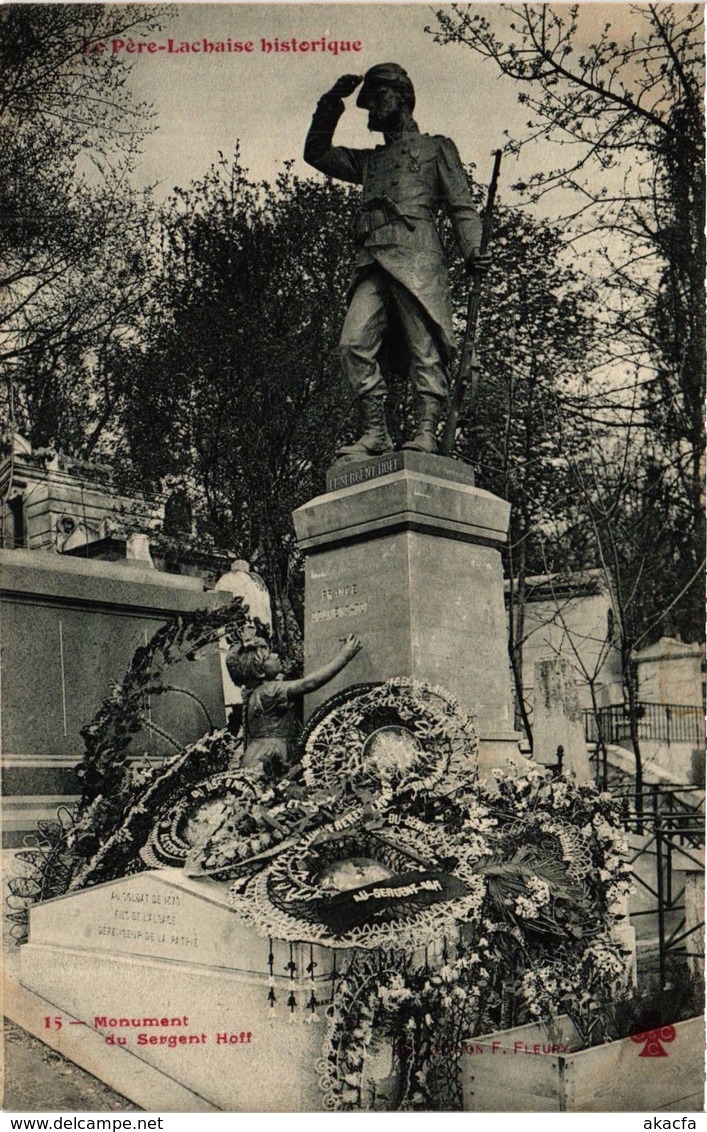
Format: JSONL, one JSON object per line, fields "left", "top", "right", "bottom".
{"left": 403, "top": 394, "right": 444, "bottom": 454}
{"left": 337, "top": 392, "right": 394, "bottom": 458}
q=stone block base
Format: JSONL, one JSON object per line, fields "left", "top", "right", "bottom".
{"left": 20, "top": 944, "right": 325, "bottom": 1111}
{"left": 294, "top": 452, "right": 523, "bottom": 775}
{"left": 19, "top": 869, "right": 340, "bottom": 1111}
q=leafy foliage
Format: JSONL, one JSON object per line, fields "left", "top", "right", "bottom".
{"left": 431, "top": 3, "right": 705, "bottom": 650}
{"left": 117, "top": 154, "right": 361, "bottom": 656}
{"left": 1, "top": 4, "right": 164, "bottom": 452}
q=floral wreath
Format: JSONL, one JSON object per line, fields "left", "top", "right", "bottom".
{"left": 311, "top": 764, "right": 634, "bottom": 1110}
{"left": 165, "top": 679, "right": 482, "bottom": 949}
{"left": 140, "top": 770, "right": 261, "bottom": 871}
{"left": 7, "top": 643, "right": 635, "bottom": 1110}
{"left": 301, "top": 678, "right": 478, "bottom": 797}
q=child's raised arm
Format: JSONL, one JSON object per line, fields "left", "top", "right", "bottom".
{"left": 285, "top": 635, "right": 362, "bottom": 698}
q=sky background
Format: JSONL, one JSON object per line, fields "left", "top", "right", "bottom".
{"left": 121, "top": 2, "right": 643, "bottom": 210}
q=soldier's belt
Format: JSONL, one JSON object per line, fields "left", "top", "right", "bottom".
{"left": 353, "top": 200, "right": 432, "bottom": 244}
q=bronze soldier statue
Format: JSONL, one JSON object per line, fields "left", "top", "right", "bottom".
{"left": 304, "top": 63, "right": 490, "bottom": 457}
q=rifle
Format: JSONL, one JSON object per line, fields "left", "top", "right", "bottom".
{"left": 440, "top": 149, "right": 502, "bottom": 456}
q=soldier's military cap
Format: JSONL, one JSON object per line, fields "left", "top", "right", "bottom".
{"left": 356, "top": 63, "right": 416, "bottom": 110}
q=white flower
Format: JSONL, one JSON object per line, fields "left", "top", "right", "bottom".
{"left": 527, "top": 876, "right": 551, "bottom": 905}
{"left": 552, "top": 781, "right": 569, "bottom": 805}
{"left": 515, "top": 895, "right": 540, "bottom": 917}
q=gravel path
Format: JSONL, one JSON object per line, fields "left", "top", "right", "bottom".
{"left": 3, "top": 1019, "right": 140, "bottom": 1113}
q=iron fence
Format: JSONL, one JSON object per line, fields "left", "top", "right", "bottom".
{"left": 618, "top": 784, "right": 705, "bottom": 986}
{"left": 583, "top": 701, "right": 704, "bottom": 746}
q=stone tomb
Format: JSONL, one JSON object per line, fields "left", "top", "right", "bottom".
{"left": 17, "top": 453, "right": 529, "bottom": 1110}
{"left": 20, "top": 869, "right": 342, "bottom": 1111}
{"left": 294, "top": 451, "right": 525, "bottom": 776}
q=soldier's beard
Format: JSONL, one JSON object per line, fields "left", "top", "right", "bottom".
{"left": 368, "top": 104, "right": 414, "bottom": 135}
{"left": 367, "top": 109, "right": 400, "bottom": 133}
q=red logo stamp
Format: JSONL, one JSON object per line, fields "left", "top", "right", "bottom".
{"left": 630, "top": 1014, "right": 677, "bottom": 1058}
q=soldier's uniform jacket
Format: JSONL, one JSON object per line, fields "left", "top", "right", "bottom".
{"left": 304, "top": 94, "right": 483, "bottom": 360}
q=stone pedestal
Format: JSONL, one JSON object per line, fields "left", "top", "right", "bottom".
{"left": 293, "top": 453, "right": 525, "bottom": 778}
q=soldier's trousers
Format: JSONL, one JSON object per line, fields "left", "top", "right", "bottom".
{"left": 339, "top": 267, "right": 448, "bottom": 400}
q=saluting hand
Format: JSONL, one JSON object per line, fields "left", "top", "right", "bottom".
{"left": 327, "top": 74, "right": 363, "bottom": 100}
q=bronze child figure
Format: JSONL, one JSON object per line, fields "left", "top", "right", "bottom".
{"left": 304, "top": 63, "right": 490, "bottom": 457}
{"left": 226, "top": 633, "right": 362, "bottom": 780}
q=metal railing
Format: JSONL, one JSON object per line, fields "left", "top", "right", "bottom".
{"left": 618, "top": 784, "right": 705, "bottom": 986}
{"left": 543, "top": 757, "right": 703, "bottom": 984}
{"left": 583, "top": 702, "right": 704, "bottom": 746}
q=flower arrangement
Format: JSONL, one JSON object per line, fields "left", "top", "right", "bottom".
{"left": 309, "top": 764, "right": 634, "bottom": 1110}
{"left": 7, "top": 644, "right": 635, "bottom": 1111}
{"left": 160, "top": 679, "right": 633, "bottom": 1110}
